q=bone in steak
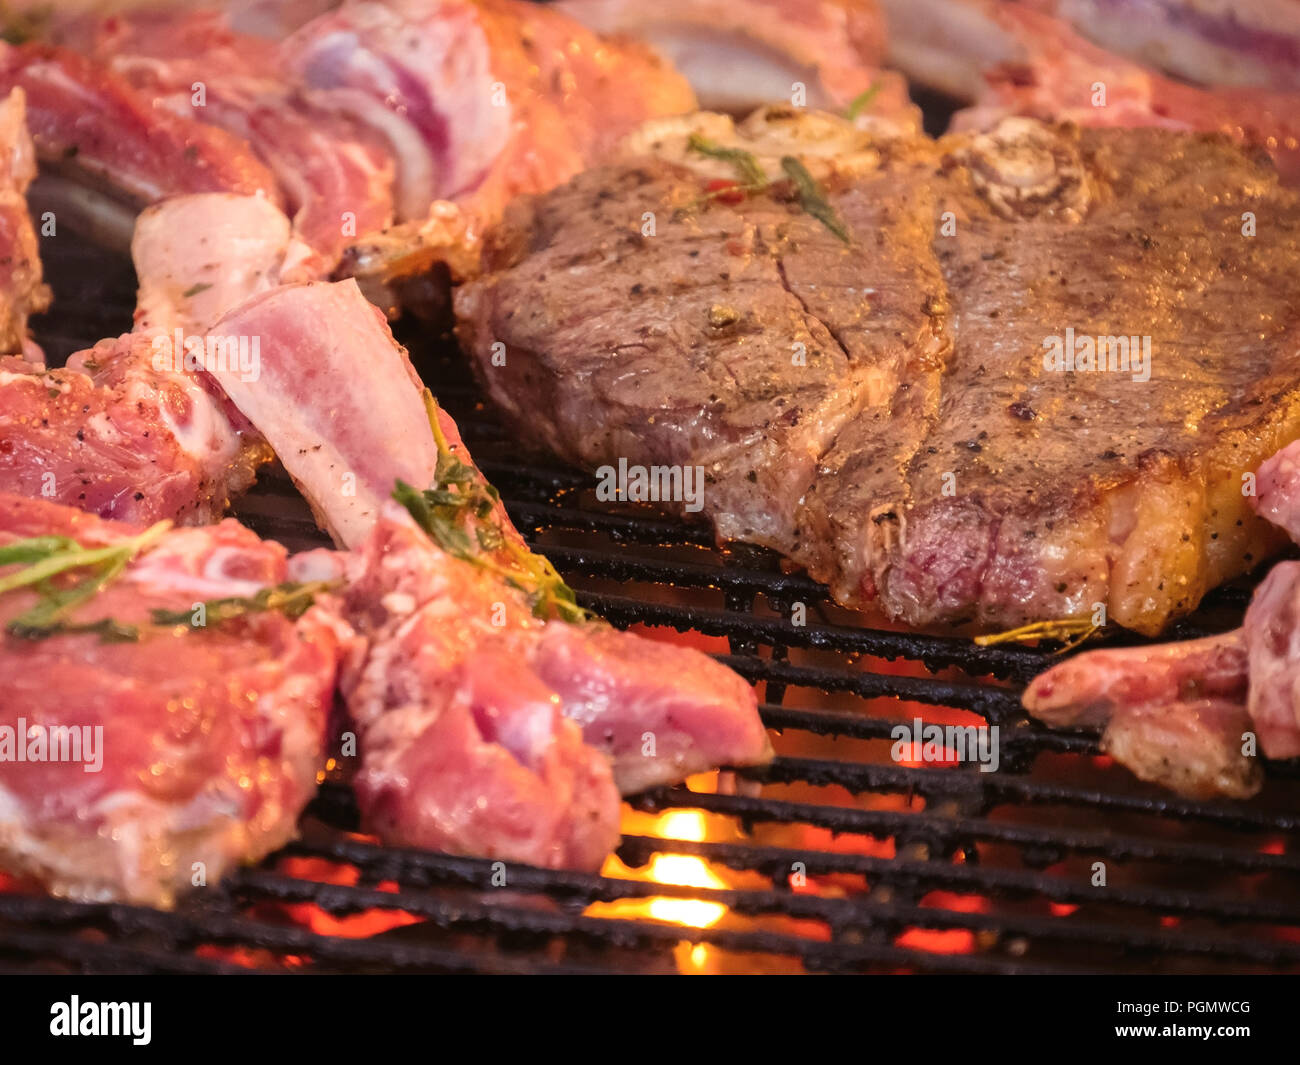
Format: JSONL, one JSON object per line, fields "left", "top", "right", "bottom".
{"left": 200, "top": 278, "right": 771, "bottom": 867}
{"left": 0, "top": 492, "right": 345, "bottom": 907}
{"left": 457, "top": 111, "right": 1300, "bottom": 635}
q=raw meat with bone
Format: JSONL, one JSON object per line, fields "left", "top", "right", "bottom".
{"left": 457, "top": 110, "right": 1300, "bottom": 636}
{"left": 204, "top": 280, "right": 771, "bottom": 814}
{"left": 1022, "top": 0, "right": 1300, "bottom": 92}
{"left": 3, "top": 262, "right": 768, "bottom": 878}
{"left": 10, "top": 0, "right": 695, "bottom": 308}
{"left": 878, "top": 0, "right": 1300, "bottom": 181}
{"left": 0, "top": 492, "right": 345, "bottom": 907}
{"left": 1022, "top": 632, "right": 1259, "bottom": 799}
{"left": 338, "top": 506, "right": 623, "bottom": 870}
{"left": 285, "top": 0, "right": 696, "bottom": 221}
{"left": 279, "top": 0, "right": 696, "bottom": 301}
{"left": 0, "top": 122, "right": 274, "bottom": 527}
{"left": 55, "top": 7, "right": 396, "bottom": 274}
{"left": 557, "top": 0, "right": 920, "bottom": 135}
{"left": 0, "top": 40, "right": 280, "bottom": 249}
{"left": 0, "top": 335, "right": 271, "bottom": 526}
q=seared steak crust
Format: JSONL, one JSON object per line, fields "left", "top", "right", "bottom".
{"left": 457, "top": 116, "right": 1300, "bottom": 634}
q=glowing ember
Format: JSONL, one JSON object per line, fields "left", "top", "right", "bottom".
{"left": 598, "top": 809, "right": 728, "bottom": 929}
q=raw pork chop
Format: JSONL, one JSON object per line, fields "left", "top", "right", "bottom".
{"left": 0, "top": 335, "right": 270, "bottom": 525}
{"left": 0, "top": 492, "right": 344, "bottom": 907}
{"left": 877, "top": 0, "right": 1300, "bottom": 181}
{"left": 205, "top": 279, "right": 772, "bottom": 799}
{"left": 1022, "top": 632, "right": 1259, "bottom": 799}
{"left": 558, "top": 0, "right": 918, "bottom": 133}
{"left": 121, "top": 277, "right": 769, "bottom": 868}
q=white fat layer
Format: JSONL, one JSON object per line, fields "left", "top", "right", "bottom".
{"left": 126, "top": 543, "right": 270, "bottom": 600}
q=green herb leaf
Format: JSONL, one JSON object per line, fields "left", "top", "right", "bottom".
{"left": 687, "top": 134, "right": 768, "bottom": 189}
{"left": 393, "top": 391, "right": 593, "bottom": 625}
{"left": 780, "top": 155, "right": 851, "bottom": 244}
{"left": 844, "top": 80, "right": 883, "bottom": 121}
{"left": 181, "top": 282, "right": 213, "bottom": 299}
{"left": 0, "top": 522, "right": 171, "bottom": 642}
{"left": 150, "top": 580, "right": 338, "bottom": 629}
{"left": 8, "top": 617, "right": 140, "bottom": 643}
{"left": 0, "top": 536, "right": 79, "bottom": 568}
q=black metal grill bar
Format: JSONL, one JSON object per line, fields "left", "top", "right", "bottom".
{"left": 579, "top": 591, "right": 1048, "bottom": 682}
{"left": 302, "top": 781, "right": 1300, "bottom": 878}
{"left": 610, "top": 836, "right": 1300, "bottom": 927}
{"left": 226, "top": 862, "right": 1300, "bottom": 968}
{"left": 534, "top": 543, "right": 832, "bottom": 600}
{"left": 738, "top": 756, "right": 1300, "bottom": 831}
{"left": 632, "top": 788, "right": 1300, "bottom": 864}
{"left": 756, "top": 702, "right": 1097, "bottom": 758}
{"left": 0, "top": 894, "right": 613, "bottom": 976}
{"left": 613, "top": 832, "right": 1300, "bottom": 891}
{"left": 0, "top": 929, "right": 245, "bottom": 975}
{"left": 278, "top": 829, "right": 1300, "bottom": 932}
{"left": 229, "top": 870, "right": 1113, "bottom": 974}
{"left": 718, "top": 655, "right": 1025, "bottom": 719}
{"left": 505, "top": 499, "right": 719, "bottom": 547}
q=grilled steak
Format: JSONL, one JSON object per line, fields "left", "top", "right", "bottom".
{"left": 457, "top": 111, "right": 1300, "bottom": 634}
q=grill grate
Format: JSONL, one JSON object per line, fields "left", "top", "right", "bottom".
{"left": 3, "top": 237, "right": 1300, "bottom": 976}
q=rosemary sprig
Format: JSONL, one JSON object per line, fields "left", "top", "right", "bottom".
{"left": 687, "top": 133, "right": 768, "bottom": 188}
{"left": 0, "top": 522, "right": 171, "bottom": 641}
{"left": 844, "top": 80, "right": 883, "bottom": 120}
{"left": 150, "top": 581, "right": 339, "bottom": 629}
{"left": 974, "top": 617, "right": 1100, "bottom": 654}
{"left": 394, "top": 390, "right": 591, "bottom": 624}
{"left": 1, "top": 524, "right": 340, "bottom": 641}
{"left": 683, "top": 134, "right": 852, "bottom": 244}
{"left": 780, "top": 156, "right": 851, "bottom": 244}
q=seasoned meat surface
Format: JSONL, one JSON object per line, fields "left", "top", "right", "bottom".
{"left": 458, "top": 114, "right": 1300, "bottom": 634}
